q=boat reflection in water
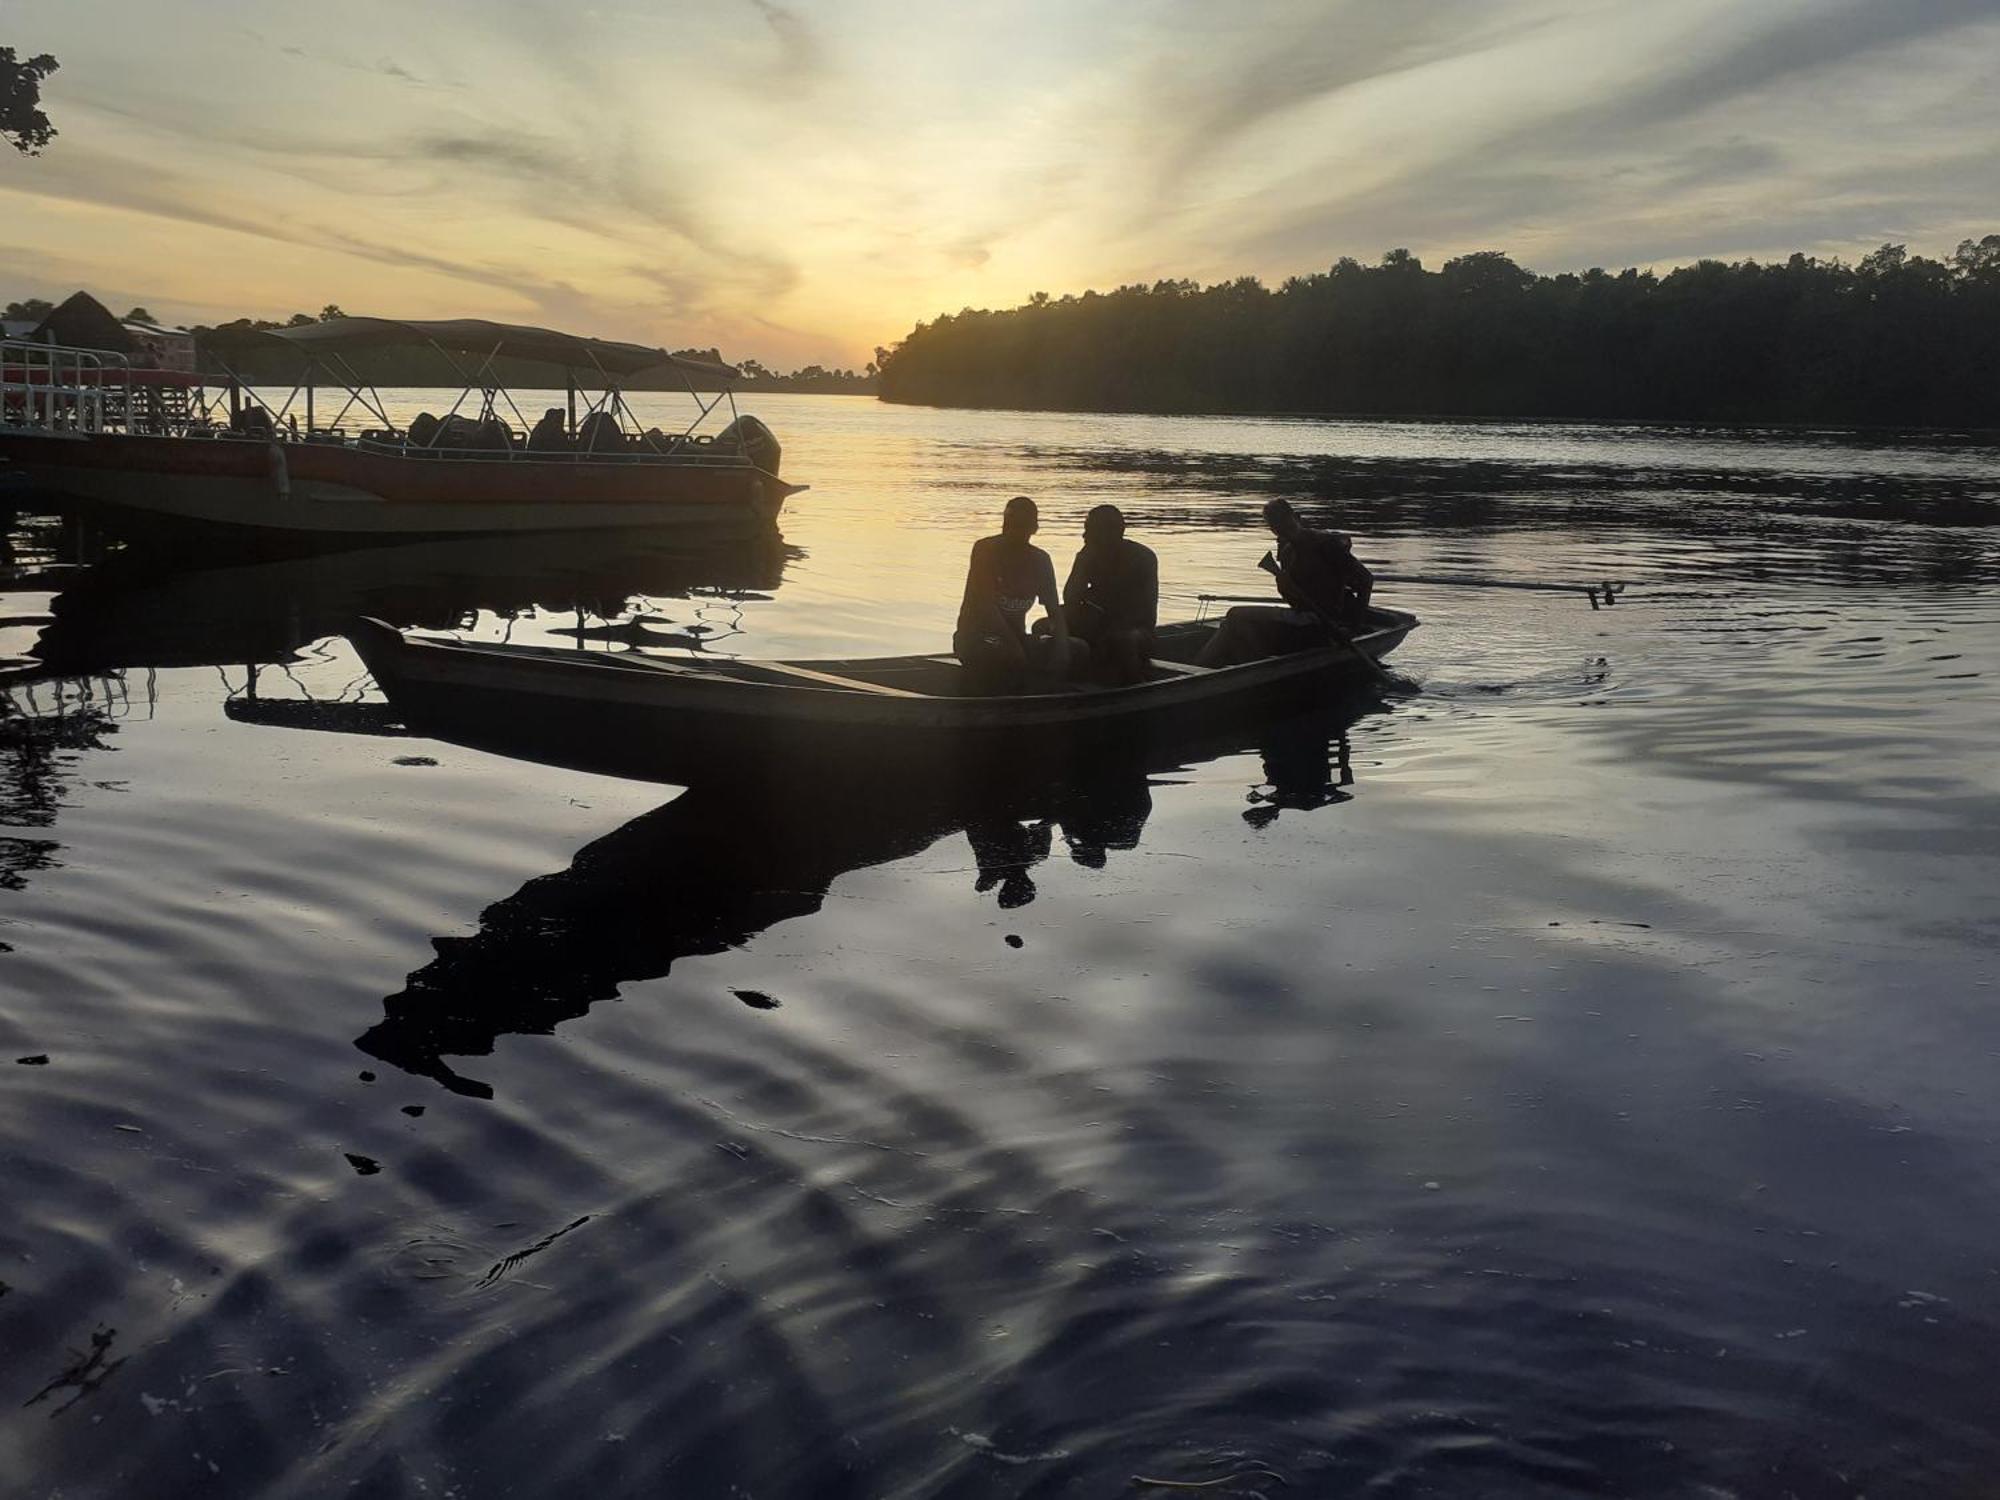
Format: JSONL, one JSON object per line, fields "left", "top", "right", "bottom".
{"left": 358, "top": 694, "right": 1379, "bottom": 1098}
{"left": 0, "top": 517, "right": 793, "bottom": 901}
{"left": 20, "top": 527, "right": 790, "bottom": 688}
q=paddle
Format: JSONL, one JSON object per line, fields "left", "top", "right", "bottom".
{"left": 1202, "top": 573, "right": 1625, "bottom": 609}
{"left": 1377, "top": 571, "right": 1625, "bottom": 608}
{"left": 1254, "top": 551, "right": 1401, "bottom": 690}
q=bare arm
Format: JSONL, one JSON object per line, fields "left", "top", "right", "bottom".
{"left": 1062, "top": 547, "right": 1089, "bottom": 608}
{"left": 959, "top": 537, "right": 1001, "bottom": 630}
{"left": 1348, "top": 554, "right": 1374, "bottom": 609}
{"left": 1265, "top": 550, "right": 1312, "bottom": 611}
{"left": 1037, "top": 551, "right": 1071, "bottom": 655}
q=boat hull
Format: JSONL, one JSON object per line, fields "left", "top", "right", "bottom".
{"left": 348, "top": 612, "right": 1417, "bottom": 787}
{"left": 0, "top": 429, "right": 784, "bottom": 538}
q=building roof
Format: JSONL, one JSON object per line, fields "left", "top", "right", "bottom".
{"left": 31, "top": 291, "right": 137, "bottom": 353}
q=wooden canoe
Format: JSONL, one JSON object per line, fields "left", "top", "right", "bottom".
{"left": 346, "top": 607, "right": 1418, "bottom": 785}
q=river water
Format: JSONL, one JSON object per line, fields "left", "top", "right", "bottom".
{"left": 2, "top": 395, "right": 1997, "bottom": 1497}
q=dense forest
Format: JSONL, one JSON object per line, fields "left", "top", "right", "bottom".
{"left": 876, "top": 240, "right": 2000, "bottom": 428}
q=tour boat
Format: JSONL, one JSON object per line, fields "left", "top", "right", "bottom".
{"left": 345, "top": 608, "right": 1418, "bottom": 785}
{"left": 0, "top": 317, "right": 795, "bottom": 540}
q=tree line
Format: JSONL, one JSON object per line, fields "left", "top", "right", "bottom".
{"left": 875, "top": 240, "right": 2000, "bottom": 428}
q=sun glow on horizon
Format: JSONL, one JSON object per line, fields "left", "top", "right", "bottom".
{"left": 5, "top": 0, "right": 1998, "bottom": 367}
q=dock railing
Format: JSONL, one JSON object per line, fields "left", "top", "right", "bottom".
{"left": 1, "top": 339, "right": 133, "bottom": 437}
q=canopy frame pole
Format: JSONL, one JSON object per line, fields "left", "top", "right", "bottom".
{"left": 463, "top": 341, "right": 511, "bottom": 451}
{"left": 265, "top": 366, "right": 308, "bottom": 426}
{"left": 465, "top": 342, "right": 534, "bottom": 454}
{"left": 675, "top": 361, "right": 702, "bottom": 435}
{"left": 422, "top": 338, "right": 494, "bottom": 441}
{"left": 328, "top": 353, "right": 395, "bottom": 434}
{"left": 463, "top": 340, "right": 505, "bottom": 393}
{"left": 200, "top": 351, "right": 254, "bottom": 429}
{"left": 319, "top": 355, "right": 367, "bottom": 433}
{"left": 581, "top": 349, "right": 625, "bottom": 456}
{"left": 491, "top": 382, "right": 534, "bottom": 451}
{"left": 673, "top": 357, "right": 729, "bottom": 437}
{"left": 565, "top": 372, "right": 577, "bottom": 439}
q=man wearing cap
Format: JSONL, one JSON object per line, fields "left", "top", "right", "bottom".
{"left": 1197, "top": 498, "right": 1373, "bottom": 666}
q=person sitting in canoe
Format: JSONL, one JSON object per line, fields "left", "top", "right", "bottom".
{"left": 1033, "top": 503, "right": 1157, "bottom": 685}
{"left": 1197, "top": 498, "right": 1374, "bottom": 666}
{"left": 954, "top": 495, "right": 1079, "bottom": 691}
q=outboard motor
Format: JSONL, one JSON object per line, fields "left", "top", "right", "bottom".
{"left": 717, "top": 414, "right": 781, "bottom": 475}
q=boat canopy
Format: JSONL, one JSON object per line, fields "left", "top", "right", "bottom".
{"left": 212, "top": 316, "right": 740, "bottom": 381}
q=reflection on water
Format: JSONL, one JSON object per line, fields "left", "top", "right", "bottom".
{"left": 364, "top": 702, "right": 1365, "bottom": 1099}
{"left": 20, "top": 525, "right": 790, "bottom": 678}
{"left": 3, "top": 399, "right": 2000, "bottom": 1497}
{"left": 0, "top": 681, "right": 115, "bottom": 908}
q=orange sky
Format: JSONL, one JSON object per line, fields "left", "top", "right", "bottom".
{"left": 4, "top": 0, "right": 1997, "bottom": 367}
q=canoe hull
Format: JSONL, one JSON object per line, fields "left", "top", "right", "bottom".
{"left": 348, "top": 612, "right": 1418, "bottom": 787}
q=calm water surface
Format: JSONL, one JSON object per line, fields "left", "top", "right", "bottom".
{"left": 2, "top": 397, "right": 1998, "bottom": 1497}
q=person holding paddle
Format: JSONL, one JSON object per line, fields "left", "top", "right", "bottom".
{"left": 1197, "top": 498, "right": 1374, "bottom": 667}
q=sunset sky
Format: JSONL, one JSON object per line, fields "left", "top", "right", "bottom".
{"left": 3, "top": 0, "right": 1997, "bottom": 368}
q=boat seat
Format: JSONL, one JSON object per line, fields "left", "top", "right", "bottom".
{"left": 722, "top": 660, "right": 926, "bottom": 697}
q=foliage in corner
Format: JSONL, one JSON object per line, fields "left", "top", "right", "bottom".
{"left": 1, "top": 47, "right": 59, "bottom": 156}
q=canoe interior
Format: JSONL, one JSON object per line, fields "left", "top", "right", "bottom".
{"left": 392, "top": 610, "right": 1404, "bottom": 700}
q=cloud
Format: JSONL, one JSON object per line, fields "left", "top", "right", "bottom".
{"left": 13, "top": 0, "right": 2000, "bottom": 364}
{"left": 1233, "top": 1, "right": 2000, "bottom": 275}
{"left": 1591, "top": 0, "right": 2000, "bottom": 135}
{"left": 1655, "top": 139, "right": 1786, "bottom": 195}
{"left": 401, "top": 122, "right": 800, "bottom": 303}
{"left": 946, "top": 238, "right": 992, "bottom": 270}
{"left": 414, "top": 132, "right": 580, "bottom": 184}
{"left": 274, "top": 41, "right": 459, "bottom": 90}
{"left": 743, "top": 0, "right": 829, "bottom": 88}
{"left": 1136, "top": 0, "right": 1553, "bottom": 201}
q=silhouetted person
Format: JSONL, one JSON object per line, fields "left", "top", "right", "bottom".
{"left": 1243, "top": 717, "right": 1355, "bottom": 828}
{"left": 953, "top": 495, "right": 1077, "bottom": 691}
{"left": 1034, "top": 503, "right": 1156, "bottom": 685}
{"left": 527, "top": 407, "right": 569, "bottom": 452}
{"left": 967, "top": 813, "right": 1054, "bottom": 907}
{"left": 1197, "top": 498, "right": 1373, "bottom": 666}
{"left": 469, "top": 414, "right": 514, "bottom": 451}
{"left": 1053, "top": 773, "right": 1152, "bottom": 867}
{"left": 577, "top": 409, "right": 623, "bottom": 454}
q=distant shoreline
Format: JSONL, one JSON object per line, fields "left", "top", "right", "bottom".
{"left": 872, "top": 392, "right": 2000, "bottom": 440}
